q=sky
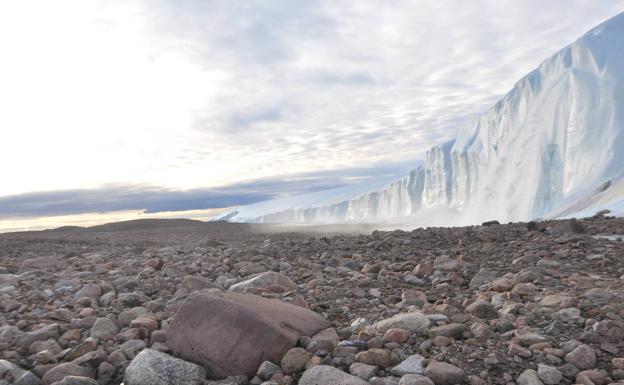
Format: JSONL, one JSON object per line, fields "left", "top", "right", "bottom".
{"left": 1, "top": 0, "right": 624, "bottom": 223}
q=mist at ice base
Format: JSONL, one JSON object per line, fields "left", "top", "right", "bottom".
{"left": 215, "top": 12, "right": 624, "bottom": 227}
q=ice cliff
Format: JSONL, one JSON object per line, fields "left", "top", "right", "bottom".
{"left": 215, "top": 13, "right": 624, "bottom": 225}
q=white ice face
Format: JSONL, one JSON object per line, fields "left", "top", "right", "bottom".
{"left": 216, "top": 13, "right": 624, "bottom": 226}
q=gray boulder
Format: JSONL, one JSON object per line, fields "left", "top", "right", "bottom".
{"left": 123, "top": 349, "right": 206, "bottom": 385}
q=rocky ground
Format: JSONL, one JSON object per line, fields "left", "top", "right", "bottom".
{"left": 1, "top": 216, "right": 624, "bottom": 385}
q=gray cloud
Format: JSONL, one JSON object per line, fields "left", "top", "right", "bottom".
{"left": 3, "top": 1, "right": 624, "bottom": 214}
{"left": 0, "top": 160, "right": 416, "bottom": 218}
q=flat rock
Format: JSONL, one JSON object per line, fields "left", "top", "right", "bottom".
{"left": 374, "top": 312, "right": 431, "bottom": 334}
{"left": 18, "top": 256, "right": 61, "bottom": 273}
{"left": 166, "top": 290, "right": 329, "bottom": 378}
{"left": 229, "top": 271, "right": 298, "bottom": 294}
{"left": 399, "top": 374, "right": 435, "bottom": 385}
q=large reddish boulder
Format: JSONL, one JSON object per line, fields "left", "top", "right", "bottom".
{"left": 166, "top": 290, "right": 329, "bottom": 378}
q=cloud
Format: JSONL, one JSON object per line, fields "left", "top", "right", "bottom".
{"left": 1, "top": 1, "right": 623, "bottom": 204}
{"left": 0, "top": 160, "right": 416, "bottom": 218}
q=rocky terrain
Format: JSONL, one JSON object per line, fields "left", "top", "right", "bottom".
{"left": 1, "top": 216, "right": 624, "bottom": 385}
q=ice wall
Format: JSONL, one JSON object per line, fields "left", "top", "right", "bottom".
{"left": 216, "top": 12, "right": 624, "bottom": 225}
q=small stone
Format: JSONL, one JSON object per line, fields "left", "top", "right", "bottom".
{"left": 41, "top": 363, "right": 94, "bottom": 385}
{"left": 489, "top": 277, "right": 514, "bottom": 292}
{"left": 428, "top": 324, "right": 466, "bottom": 339}
{"left": 575, "top": 370, "right": 608, "bottom": 385}
{"left": 257, "top": 361, "right": 282, "bottom": 381}
{"left": 299, "top": 365, "right": 369, "bottom": 385}
{"left": 370, "top": 377, "right": 401, "bottom": 385}
{"left": 515, "top": 331, "right": 548, "bottom": 347}
{"left": 517, "top": 369, "right": 544, "bottom": 385}
{"left": 130, "top": 317, "right": 159, "bottom": 330}
{"left": 508, "top": 343, "right": 532, "bottom": 358}
{"left": 537, "top": 364, "right": 562, "bottom": 385}
{"left": 90, "top": 318, "right": 118, "bottom": 340}
{"left": 469, "top": 269, "right": 497, "bottom": 288}
{"left": 465, "top": 300, "right": 497, "bottom": 319}
{"left": 356, "top": 348, "right": 396, "bottom": 368}
{"left": 424, "top": 361, "right": 465, "bottom": 385}
{"left": 350, "top": 362, "right": 378, "bottom": 380}
{"left": 383, "top": 328, "right": 410, "bottom": 343}
{"left": 564, "top": 344, "right": 596, "bottom": 370}
{"left": 391, "top": 355, "right": 426, "bottom": 376}
{"left": 280, "top": 347, "right": 311, "bottom": 374}
{"left": 399, "top": 374, "right": 435, "bottom": 385}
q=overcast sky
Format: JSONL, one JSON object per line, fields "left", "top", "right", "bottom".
{"left": 1, "top": 1, "right": 623, "bottom": 217}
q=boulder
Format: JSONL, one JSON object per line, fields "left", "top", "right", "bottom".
{"left": 124, "top": 349, "right": 206, "bottom": 385}
{"left": 299, "top": 365, "right": 369, "bottom": 385}
{"left": 166, "top": 290, "right": 329, "bottom": 378}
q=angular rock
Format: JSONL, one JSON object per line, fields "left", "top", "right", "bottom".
{"left": 564, "top": 344, "right": 596, "bottom": 370}
{"left": 391, "top": 355, "right": 426, "bottom": 376}
{"left": 124, "top": 349, "right": 206, "bottom": 385}
{"left": 166, "top": 290, "right": 329, "bottom": 378}
{"left": 469, "top": 269, "right": 497, "bottom": 288}
{"left": 257, "top": 361, "right": 282, "bottom": 381}
{"left": 90, "top": 318, "right": 118, "bottom": 340}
